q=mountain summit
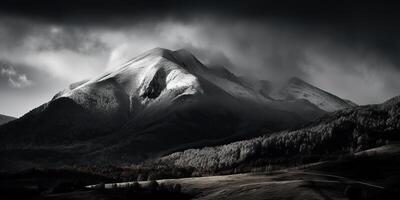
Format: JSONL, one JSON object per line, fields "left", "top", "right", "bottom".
{"left": 0, "top": 48, "right": 355, "bottom": 168}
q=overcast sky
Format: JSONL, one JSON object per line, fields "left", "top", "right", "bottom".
{"left": 1, "top": 0, "right": 400, "bottom": 117}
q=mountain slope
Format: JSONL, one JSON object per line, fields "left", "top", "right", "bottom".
{"left": 238, "top": 76, "right": 356, "bottom": 112}
{"left": 269, "top": 77, "right": 356, "bottom": 112}
{"left": 160, "top": 95, "right": 400, "bottom": 171}
{"left": 0, "top": 48, "right": 351, "bottom": 168}
{"left": 239, "top": 76, "right": 356, "bottom": 112}
{"left": 0, "top": 114, "right": 15, "bottom": 125}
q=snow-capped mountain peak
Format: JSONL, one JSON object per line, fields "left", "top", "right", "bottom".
{"left": 55, "top": 48, "right": 205, "bottom": 116}
{"left": 53, "top": 48, "right": 354, "bottom": 116}
{"left": 53, "top": 48, "right": 274, "bottom": 116}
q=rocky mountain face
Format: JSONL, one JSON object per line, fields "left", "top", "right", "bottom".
{"left": 0, "top": 48, "right": 355, "bottom": 169}
{"left": 0, "top": 114, "right": 15, "bottom": 125}
{"left": 160, "top": 96, "right": 400, "bottom": 171}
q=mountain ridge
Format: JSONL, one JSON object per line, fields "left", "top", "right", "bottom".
{"left": 269, "top": 76, "right": 356, "bottom": 112}
{"left": 0, "top": 114, "right": 15, "bottom": 125}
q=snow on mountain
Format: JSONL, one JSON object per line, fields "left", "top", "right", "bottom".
{"left": 55, "top": 48, "right": 204, "bottom": 116}
{"left": 54, "top": 48, "right": 272, "bottom": 116}
{"left": 51, "top": 48, "right": 353, "bottom": 117}
{"left": 238, "top": 76, "right": 355, "bottom": 112}
{"left": 269, "top": 77, "right": 356, "bottom": 112}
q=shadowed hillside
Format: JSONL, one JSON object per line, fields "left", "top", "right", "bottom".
{"left": 160, "top": 96, "right": 400, "bottom": 172}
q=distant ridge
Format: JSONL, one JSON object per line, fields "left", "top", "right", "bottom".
{"left": 268, "top": 77, "right": 356, "bottom": 112}
{"left": 0, "top": 114, "right": 15, "bottom": 125}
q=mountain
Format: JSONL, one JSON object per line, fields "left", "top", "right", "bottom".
{"left": 0, "top": 114, "right": 15, "bottom": 125}
{"left": 160, "top": 95, "right": 400, "bottom": 172}
{"left": 0, "top": 48, "right": 353, "bottom": 169}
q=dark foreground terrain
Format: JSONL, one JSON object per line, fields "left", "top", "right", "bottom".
{"left": 1, "top": 144, "right": 399, "bottom": 200}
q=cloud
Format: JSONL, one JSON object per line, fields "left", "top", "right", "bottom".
{"left": 8, "top": 74, "right": 32, "bottom": 88}
{"left": 1, "top": 65, "right": 32, "bottom": 88}
{"left": 301, "top": 48, "right": 400, "bottom": 104}
{"left": 1, "top": 67, "right": 17, "bottom": 76}
{"left": 0, "top": 18, "right": 109, "bottom": 82}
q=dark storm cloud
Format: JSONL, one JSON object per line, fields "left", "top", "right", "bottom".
{"left": 1, "top": 0, "right": 400, "bottom": 116}
{"left": 0, "top": 16, "right": 108, "bottom": 53}
{"left": 3, "top": 0, "right": 397, "bottom": 72}
{"left": 0, "top": 0, "right": 292, "bottom": 21}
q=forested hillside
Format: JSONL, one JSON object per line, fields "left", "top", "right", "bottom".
{"left": 159, "top": 96, "right": 400, "bottom": 172}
